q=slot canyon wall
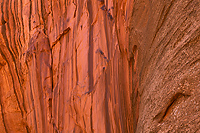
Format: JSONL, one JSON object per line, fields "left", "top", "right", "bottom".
{"left": 0, "top": 0, "right": 199, "bottom": 132}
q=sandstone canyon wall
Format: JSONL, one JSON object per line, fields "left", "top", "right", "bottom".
{"left": 0, "top": 0, "right": 199, "bottom": 132}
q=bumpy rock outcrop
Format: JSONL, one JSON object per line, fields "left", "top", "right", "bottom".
{"left": 0, "top": 0, "right": 199, "bottom": 132}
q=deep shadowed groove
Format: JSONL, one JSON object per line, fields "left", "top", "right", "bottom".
{"left": 75, "top": 47, "right": 79, "bottom": 82}
{"left": 49, "top": 37, "right": 54, "bottom": 132}
{"left": 87, "top": 0, "right": 94, "bottom": 132}
{"left": 105, "top": 71, "right": 112, "bottom": 133}
{"left": 104, "top": 9, "right": 110, "bottom": 60}
{"left": 29, "top": 0, "right": 32, "bottom": 38}
{"left": 154, "top": 92, "right": 190, "bottom": 123}
{"left": 52, "top": 27, "right": 70, "bottom": 47}
{"left": 20, "top": 0, "right": 26, "bottom": 46}
{"left": 39, "top": 0, "right": 46, "bottom": 34}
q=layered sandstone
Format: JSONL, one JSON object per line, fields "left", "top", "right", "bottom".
{"left": 0, "top": 0, "right": 199, "bottom": 133}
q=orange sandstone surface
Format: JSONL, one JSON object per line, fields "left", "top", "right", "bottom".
{"left": 0, "top": 0, "right": 199, "bottom": 132}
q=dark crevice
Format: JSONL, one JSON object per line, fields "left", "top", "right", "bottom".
{"left": 82, "top": 116, "right": 86, "bottom": 130}
{"left": 29, "top": 0, "right": 32, "bottom": 39}
{"left": 75, "top": 48, "right": 79, "bottom": 85}
{"left": 90, "top": 103, "right": 94, "bottom": 133}
{"left": 53, "top": 123, "right": 59, "bottom": 133}
{"left": 87, "top": 0, "right": 94, "bottom": 132}
{"left": 73, "top": 2, "right": 77, "bottom": 18}
{"left": 105, "top": 72, "right": 112, "bottom": 133}
{"left": 52, "top": 27, "right": 70, "bottom": 48}
{"left": 154, "top": 92, "right": 190, "bottom": 123}
{"left": 25, "top": 125, "right": 31, "bottom": 133}
{"left": 20, "top": 0, "right": 26, "bottom": 45}
{"left": 49, "top": 37, "right": 54, "bottom": 124}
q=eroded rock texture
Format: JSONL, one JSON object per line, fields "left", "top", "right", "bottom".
{"left": 0, "top": 0, "right": 199, "bottom": 132}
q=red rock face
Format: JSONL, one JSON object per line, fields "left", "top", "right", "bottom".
{"left": 0, "top": 0, "right": 199, "bottom": 133}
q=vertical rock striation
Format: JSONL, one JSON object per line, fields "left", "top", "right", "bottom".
{"left": 0, "top": 0, "right": 199, "bottom": 132}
